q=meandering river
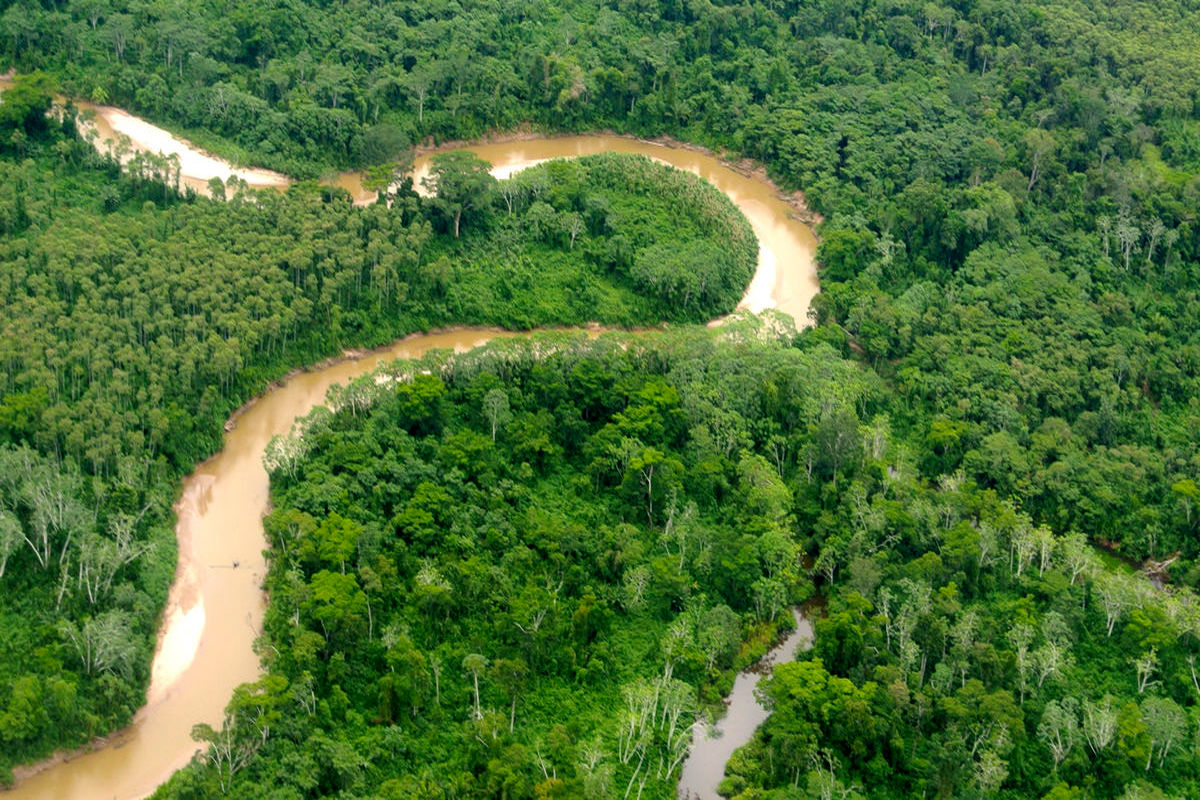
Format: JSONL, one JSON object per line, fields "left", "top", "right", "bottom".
{"left": 2, "top": 96, "right": 820, "bottom": 799}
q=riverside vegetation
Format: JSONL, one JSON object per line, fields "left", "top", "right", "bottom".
{"left": 3, "top": 0, "right": 1200, "bottom": 797}
{"left": 184, "top": 327, "right": 845, "bottom": 799}
{"left": 0, "top": 82, "right": 754, "bottom": 782}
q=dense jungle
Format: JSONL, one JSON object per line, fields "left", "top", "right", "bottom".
{"left": 1, "top": 0, "right": 1199, "bottom": 798}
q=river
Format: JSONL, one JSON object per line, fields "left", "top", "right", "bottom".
{"left": 1, "top": 96, "right": 819, "bottom": 799}
{"left": 677, "top": 609, "right": 814, "bottom": 800}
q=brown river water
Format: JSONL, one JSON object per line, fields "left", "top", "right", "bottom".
{"left": 1, "top": 92, "right": 819, "bottom": 799}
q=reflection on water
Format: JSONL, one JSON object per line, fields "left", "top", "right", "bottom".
{"left": 146, "top": 600, "right": 205, "bottom": 705}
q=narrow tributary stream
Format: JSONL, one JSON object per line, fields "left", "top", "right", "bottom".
{"left": 2, "top": 97, "right": 821, "bottom": 800}
{"left": 677, "top": 609, "right": 814, "bottom": 799}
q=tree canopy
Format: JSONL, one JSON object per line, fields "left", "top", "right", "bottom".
{"left": 3, "top": 0, "right": 1200, "bottom": 796}
{"left": 0, "top": 115, "right": 754, "bottom": 780}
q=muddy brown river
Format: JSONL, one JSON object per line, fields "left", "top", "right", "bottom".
{"left": 2, "top": 96, "right": 819, "bottom": 799}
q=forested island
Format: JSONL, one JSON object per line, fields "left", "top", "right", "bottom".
{"left": 1, "top": 0, "right": 1200, "bottom": 798}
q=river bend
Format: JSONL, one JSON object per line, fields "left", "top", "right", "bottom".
{"left": 2, "top": 103, "right": 819, "bottom": 799}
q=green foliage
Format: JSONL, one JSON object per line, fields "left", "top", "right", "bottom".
{"left": 5, "top": 0, "right": 1200, "bottom": 795}
{"left": 0, "top": 138, "right": 755, "bottom": 773}
{"left": 0, "top": 72, "right": 54, "bottom": 144}
{"left": 724, "top": 462, "right": 1200, "bottom": 800}
{"left": 156, "top": 328, "right": 869, "bottom": 798}
{"left": 421, "top": 150, "right": 496, "bottom": 238}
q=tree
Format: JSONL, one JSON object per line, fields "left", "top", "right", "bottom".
{"left": 974, "top": 749, "right": 1008, "bottom": 795}
{"left": 303, "top": 570, "right": 368, "bottom": 642}
{"left": 1098, "top": 215, "right": 1112, "bottom": 257}
{"left": 463, "top": 653, "right": 489, "bottom": 720}
{"left": 813, "top": 534, "right": 848, "bottom": 587}
{"left": 192, "top": 713, "right": 259, "bottom": 793}
{"left": 564, "top": 212, "right": 585, "bottom": 249}
{"left": 1118, "top": 782, "right": 1179, "bottom": 800}
{"left": 1037, "top": 698, "right": 1079, "bottom": 771}
{"left": 482, "top": 389, "right": 511, "bottom": 442}
{"left": 1033, "top": 638, "right": 1071, "bottom": 689}
{"left": 498, "top": 178, "right": 526, "bottom": 215}
{"left": 0, "top": 450, "right": 91, "bottom": 572}
{"left": 1008, "top": 623, "right": 1035, "bottom": 702}
{"left": 1011, "top": 525, "right": 1038, "bottom": 578}
{"left": 1030, "top": 526, "right": 1055, "bottom": 576}
{"left": 1144, "top": 218, "right": 1166, "bottom": 265}
{"left": 384, "top": 634, "right": 429, "bottom": 717}
{"left": 1083, "top": 695, "right": 1118, "bottom": 755}
{"left": 1115, "top": 213, "right": 1141, "bottom": 271}
{"left": 818, "top": 228, "right": 876, "bottom": 282}
{"left": 414, "top": 561, "right": 453, "bottom": 620}
{"left": 807, "top": 749, "right": 861, "bottom": 800}
{"left": 428, "top": 648, "right": 445, "bottom": 707}
{"left": 1096, "top": 572, "right": 1136, "bottom": 636}
{"left": 752, "top": 576, "right": 787, "bottom": 623}
{"left": 627, "top": 446, "right": 681, "bottom": 525}
{"left": 526, "top": 201, "right": 559, "bottom": 243}
{"left": 76, "top": 517, "right": 152, "bottom": 606}
{"left": 697, "top": 604, "right": 741, "bottom": 671}
{"left": 207, "top": 176, "right": 227, "bottom": 202}
{"left": 1024, "top": 128, "right": 1056, "bottom": 193}
{"left": 0, "top": 72, "right": 55, "bottom": 138}
{"left": 361, "top": 123, "right": 413, "bottom": 168}
{"left": 58, "top": 610, "right": 137, "bottom": 677}
{"left": 263, "top": 508, "right": 316, "bottom": 562}
{"left": 648, "top": 681, "right": 696, "bottom": 777}
{"left": 1161, "top": 228, "right": 1180, "bottom": 266}
{"left": 229, "top": 674, "right": 288, "bottom": 747}
{"left": 812, "top": 408, "right": 860, "bottom": 478}
{"left": 622, "top": 564, "right": 651, "bottom": 612}
{"left": 405, "top": 66, "right": 434, "bottom": 124}
{"left": 264, "top": 433, "right": 308, "bottom": 479}
{"left": 490, "top": 658, "right": 529, "bottom": 732}
{"left": 309, "top": 513, "right": 361, "bottom": 573}
{"left": 1140, "top": 696, "right": 1186, "bottom": 771}
{"left": 949, "top": 608, "right": 980, "bottom": 687}
{"left": 1134, "top": 649, "right": 1159, "bottom": 694}
{"left": 422, "top": 151, "right": 496, "bottom": 237}
{"left": 0, "top": 509, "right": 19, "bottom": 579}
{"left": 1058, "top": 533, "right": 1098, "bottom": 585}
{"left": 361, "top": 160, "right": 414, "bottom": 197}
